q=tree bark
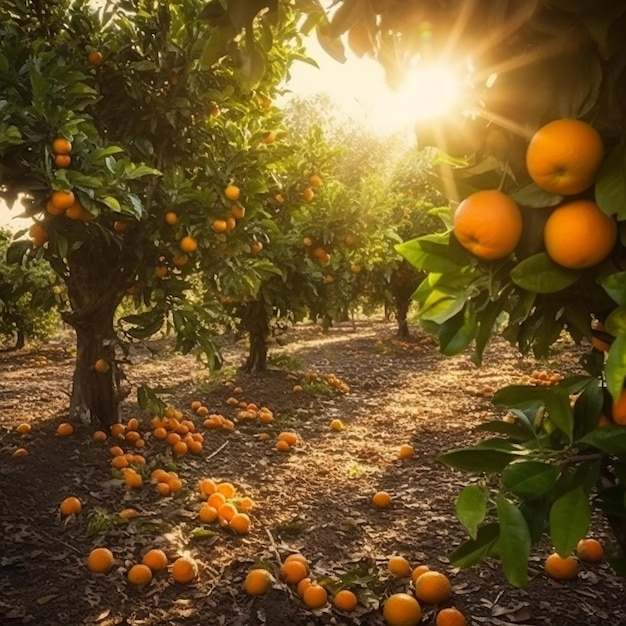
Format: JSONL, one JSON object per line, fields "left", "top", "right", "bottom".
{"left": 243, "top": 301, "right": 270, "bottom": 374}
{"left": 396, "top": 294, "right": 410, "bottom": 338}
{"left": 64, "top": 295, "right": 122, "bottom": 426}
{"left": 15, "top": 329, "right": 25, "bottom": 349}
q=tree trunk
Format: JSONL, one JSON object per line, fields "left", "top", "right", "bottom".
{"left": 64, "top": 296, "right": 122, "bottom": 426}
{"left": 396, "top": 295, "right": 410, "bottom": 338}
{"left": 243, "top": 301, "right": 270, "bottom": 374}
{"left": 15, "top": 329, "right": 25, "bottom": 349}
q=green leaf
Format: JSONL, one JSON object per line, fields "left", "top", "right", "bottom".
{"left": 237, "top": 39, "right": 267, "bottom": 90}
{"left": 511, "top": 253, "right": 581, "bottom": 293}
{"left": 601, "top": 272, "right": 626, "bottom": 306}
{"left": 449, "top": 523, "right": 500, "bottom": 568}
{"left": 493, "top": 384, "right": 550, "bottom": 410}
{"left": 579, "top": 425, "right": 626, "bottom": 454}
{"left": 438, "top": 446, "right": 517, "bottom": 473}
{"left": 596, "top": 144, "right": 626, "bottom": 221}
{"left": 520, "top": 498, "right": 549, "bottom": 544}
{"left": 605, "top": 335, "right": 626, "bottom": 401}
{"left": 606, "top": 306, "right": 626, "bottom": 336}
{"left": 496, "top": 494, "right": 531, "bottom": 587}
{"left": 137, "top": 385, "right": 166, "bottom": 416}
{"left": 510, "top": 183, "right": 562, "bottom": 209}
{"left": 545, "top": 390, "right": 574, "bottom": 442}
{"left": 475, "top": 419, "right": 535, "bottom": 442}
{"left": 200, "top": 26, "right": 237, "bottom": 68}
{"left": 549, "top": 487, "right": 591, "bottom": 557}
{"left": 502, "top": 461, "right": 560, "bottom": 498}
{"left": 438, "top": 308, "right": 476, "bottom": 356}
{"left": 396, "top": 235, "right": 465, "bottom": 274}
{"left": 101, "top": 196, "right": 121, "bottom": 212}
{"left": 455, "top": 484, "right": 488, "bottom": 540}
{"left": 6, "top": 240, "right": 30, "bottom": 265}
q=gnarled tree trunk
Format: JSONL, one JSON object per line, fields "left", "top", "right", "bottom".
{"left": 390, "top": 260, "right": 422, "bottom": 338}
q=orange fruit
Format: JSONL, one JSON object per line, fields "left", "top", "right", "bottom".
{"left": 50, "top": 190, "right": 75, "bottom": 211}
{"left": 198, "top": 504, "right": 218, "bottom": 523}
{"left": 142, "top": 549, "right": 168, "bottom": 572}
{"left": 87, "top": 50, "right": 104, "bottom": 67}
{"left": 153, "top": 265, "right": 168, "bottom": 279}
{"left": 111, "top": 455, "right": 129, "bottom": 469}
{"left": 284, "top": 553, "right": 309, "bottom": 569}
{"left": 172, "top": 441, "right": 188, "bottom": 455}
{"left": 436, "top": 607, "right": 467, "bottom": 626}
{"left": 250, "top": 241, "right": 263, "bottom": 254}
{"left": 217, "top": 503, "right": 238, "bottom": 522}
{"left": 275, "top": 193, "right": 285, "bottom": 204}
{"left": 54, "top": 154, "right": 71, "bottom": 168}
{"left": 179, "top": 236, "right": 197, "bottom": 253}
{"left": 330, "top": 419, "right": 345, "bottom": 431}
{"left": 372, "top": 491, "right": 392, "bottom": 509}
{"left": 16, "top": 423, "right": 31, "bottom": 434}
{"left": 216, "top": 482, "right": 236, "bottom": 498}
{"left": 543, "top": 200, "right": 617, "bottom": 269}
{"left": 87, "top": 547, "right": 114, "bottom": 573}
{"left": 411, "top": 565, "right": 430, "bottom": 584}
{"left": 199, "top": 478, "right": 217, "bottom": 497}
{"left": 414, "top": 571, "right": 452, "bottom": 604}
{"left": 243, "top": 568, "right": 274, "bottom": 595}
{"left": 207, "top": 492, "right": 227, "bottom": 510}
{"left": 171, "top": 557, "right": 198, "bottom": 584}
{"left": 302, "top": 187, "right": 314, "bottom": 202}
{"left": 119, "top": 508, "right": 138, "bottom": 519}
{"left": 156, "top": 482, "right": 171, "bottom": 496}
{"left": 60, "top": 496, "right": 82, "bottom": 516}
{"left": 124, "top": 469, "right": 143, "bottom": 488}
{"left": 127, "top": 417, "right": 139, "bottom": 431}
{"left": 383, "top": 593, "right": 422, "bottom": 626}
{"left": 453, "top": 190, "right": 522, "bottom": 260}
{"left": 239, "top": 496, "right": 255, "bottom": 512}
{"left": 612, "top": 389, "right": 626, "bottom": 424}
{"left": 92, "top": 430, "right": 107, "bottom": 442}
{"left": 65, "top": 199, "right": 93, "bottom": 221}
{"left": 275, "top": 440, "right": 291, "bottom": 452}
{"left": 303, "top": 583, "right": 328, "bottom": 609}
{"left": 172, "top": 253, "right": 188, "bottom": 268}
{"left": 187, "top": 439, "right": 203, "bottom": 454}
{"left": 280, "top": 559, "right": 308, "bottom": 584}
{"left": 113, "top": 220, "right": 127, "bottom": 233}
{"left": 224, "top": 184, "right": 240, "bottom": 201}
{"left": 52, "top": 137, "right": 72, "bottom": 155}
{"left": 545, "top": 553, "right": 578, "bottom": 580}
{"left": 309, "top": 174, "right": 323, "bottom": 187}
{"left": 12, "top": 448, "right": 29, "bottom": 457}
{"left": 57, "top": 422, "right": 74, "bottom": 436}
{"left": 94, "top": 358, "right": 110, "bottom": 373}
{"left": 576, "top": 538, "right": 604, "bottom": 563}
{"left": 388, "top": 555, "right": 411, "bottom": 578}
{"left": 153, "top": 427, "right": 167, "bottom": 440}
{"left": 526, "top": 118, "right": 604, "bottom": 195}
{"left": 110, "top": 423, "right": 125, "bottom": 438}
{"left": 278, "top": 431, "right": 298, "bottom": 446}
{"left": 297, "top": 577, "right": 312, "bottom": 597}
{"left": 231, "top": 204, "right": 245, "bottom": 219}
{"left": 212, "top": 219, "right": 228, "bottom": 233}
{"left": 399, "top": 444, "right": 415, "bottom": 459}
{"left": 164, "top": 211, "right": 178, "bottom": 225}
{"left": 166, "top": 432, "right": 182, "bottom": 446}
{"left": 333, "top": 589, "right": 358, "bottom": 612}
{"left": 127, "top": 563, "right": 153, "bottom": 585}
{"left": 46, "top": 199, "right": 66, "bottom": 215}
{"left": 109, "top": 445, "right": 124, "bottom": 457}
{"left": 125, "top": 431, "right": 140, "bottom": 444}
{"left": 229, "top": 512, "right": 251, "bottom": 534}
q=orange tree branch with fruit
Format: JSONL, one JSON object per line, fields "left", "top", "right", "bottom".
{"left": 0, "top": 0, "right": 305, "bottom": 425}
{"left": 376, "top": 3, "right": 626, "bottom": 584}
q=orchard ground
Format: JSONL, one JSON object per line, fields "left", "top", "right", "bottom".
{"left": 0, "top": 318, "right": 624, "bottom": 626}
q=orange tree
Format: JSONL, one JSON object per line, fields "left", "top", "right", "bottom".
{"left": 0, "top": 228, "right": 59, "bottom": 349}
{"left": 232, "top": 0, "right": 626, "bottom": 584}
{"left": 0, "top": 0, "right": 305, "bottom": 424}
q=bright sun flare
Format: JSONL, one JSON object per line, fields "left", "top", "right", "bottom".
{"left": 366, "top": 63, "right": 464, "bottom": 136}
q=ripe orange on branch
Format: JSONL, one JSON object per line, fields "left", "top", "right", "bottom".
{"left": 453, "top": 190, "right": 522, "bottom": 260}
{"left": 526, "top": 118, "right": 604, "bottom": 195}
{"left": 52, "top": 137, "right": 72, "bottom": 155}
{"left": 543, "top": 200, "right": 617, "bottom": 269}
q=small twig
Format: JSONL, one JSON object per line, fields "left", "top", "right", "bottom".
{"left": 204, "top": 440, "right": 229, "bottom": 462}
{"left": 265, "top": 527, "right": 282, "bottom": 564}
{"left": 36, "top": 529, "right": 82, "bottom": 555}
{"left": 561, "top": 453, "right": 604, "bottom": 466}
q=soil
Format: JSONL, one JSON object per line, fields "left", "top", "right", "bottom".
{"left": 0, "top": 319, "right": 624, "bottom": 626}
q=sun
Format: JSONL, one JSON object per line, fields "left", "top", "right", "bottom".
{"left": 365, "top": 62, "right": 466, "bottom": 137}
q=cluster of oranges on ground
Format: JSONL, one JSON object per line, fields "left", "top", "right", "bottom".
{"left": 453, "top": 118, "right": 618, "bottom": 272}
{"left": 243, "top": 552, "right": 467, "bottom": 626}
{"left": 519, "top": 369, "right": 564, "bottom": 387}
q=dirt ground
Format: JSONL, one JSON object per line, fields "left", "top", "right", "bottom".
{"left": 0, "top": 318, "right": 624, "bottom": 626}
